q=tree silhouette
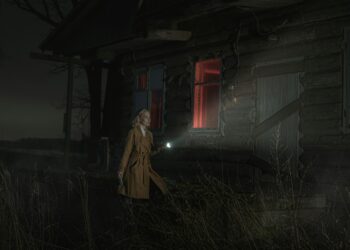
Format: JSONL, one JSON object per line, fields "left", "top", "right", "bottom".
{"left": 9, "top": 0, "right": 103, "bottom": 163}
{"left": 9, "top": 0, "right": 80, "bottom": 26}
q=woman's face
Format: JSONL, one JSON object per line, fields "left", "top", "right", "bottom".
{"left": 140, "top": 111, "right": 151, "bottom": 127}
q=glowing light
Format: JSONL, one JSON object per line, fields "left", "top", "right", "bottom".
{"left": 166, "top": 142, "right": 172, "bottom": 149}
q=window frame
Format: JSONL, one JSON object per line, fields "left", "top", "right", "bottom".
{"left": 189, "top": 57, "right": 223, "bottom": 134}
{"left": 343, "top": 28, "right": 350, "bottom": 133}
{"left": 133, "top": 64, "right": 166, "bottom": 135}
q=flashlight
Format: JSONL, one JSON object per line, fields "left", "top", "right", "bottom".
{"left": 166, "top": 142, "right": 172, "bottom": 149}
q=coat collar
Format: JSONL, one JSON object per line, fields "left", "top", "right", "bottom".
{"left": 136, "top": 124, "right": 150, "bottom": 138}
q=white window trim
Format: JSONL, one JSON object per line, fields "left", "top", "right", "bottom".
{"left": 189, "top": 58, "right": 224, "bottom": 135}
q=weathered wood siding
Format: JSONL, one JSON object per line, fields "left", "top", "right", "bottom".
{"left": 114, "top": 0, "right": 350, "bottom": 166}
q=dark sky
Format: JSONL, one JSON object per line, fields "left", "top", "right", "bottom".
{"left": 0, "top": 0, "right": 87, "bottom": 140}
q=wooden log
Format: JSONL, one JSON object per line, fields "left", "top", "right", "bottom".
{"left": 147, "top": 30, "right": 192, "bottom": 41}
{"left": 302, "top": 87, "right": 342, "bottom": 105}
{"left": 301, "top": 119, "right": 342, "bottom": 136}
{"left": 225, "top": 66, "right": 254, "bottom": 82}
{"left": 300, "top": 70, "right": 342, "bottom": 89}
{"left": 253, "top": 99, "right": 300, "bottom": 138}
{"left": 230, "top": 82, "right": 256, "bottom": 97}
{"left": 304, "top": 53, "right": 341, "bottom": 73}
{"left": 224, "top": 123, "right": 253, "bottom": 135}
{"left": 132, "top": 18, "right": 343, "bottom": 68}
{"left": 221, "top": 136, "right": 253, "bottom": 149}
{"left": 301, "top": 134, "right": 350, "bottom": 149}
{"left": 289, "top": 0, "right": 350, "bottom": 28}
{"left": 301, "top": 103, "right": 342, "bottom": 121}
{"left": 318, "top": 135, "right": 350, "bottom": 145}
{"left": 254, "top": 60, "right": 304, "bottom": 78}
{"left": 223, "top": 97, "right": 255, "bottom": 111}
{"left": 239, "top": 36, "right": 342, "bottom": 67}
{"left": 223, "top": 95, "right": 255, "bottom": 111}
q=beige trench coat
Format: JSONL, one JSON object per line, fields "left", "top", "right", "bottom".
{"left": 118, "top": 125, "right": 168, "bottom": 199}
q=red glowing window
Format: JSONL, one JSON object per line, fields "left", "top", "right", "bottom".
{"left": 133, "top": 65, "right": 164, "bottom": 131}
{"left": 137, "top": 72, "right": 148, "bottom": 90}
{"left": 193, "top": 59, "right": 221, "bottom": 129}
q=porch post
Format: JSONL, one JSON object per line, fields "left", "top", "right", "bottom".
{"left": 64, "top": 59, "right": 74, "bottom": 169}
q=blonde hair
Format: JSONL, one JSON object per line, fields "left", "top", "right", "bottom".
{"left": 132, "top": 109, "right": 150, "bottom": 128}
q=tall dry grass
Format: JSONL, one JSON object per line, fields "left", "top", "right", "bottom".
{"left": 122, "top": 126, "right": 350, "bottom": 250}
{"left": 1, "top": 124, "right": 350, "bottom": 250}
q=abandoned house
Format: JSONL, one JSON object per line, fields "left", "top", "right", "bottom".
{"left": 38, "top": 0, "right": 350, "bottom": 184}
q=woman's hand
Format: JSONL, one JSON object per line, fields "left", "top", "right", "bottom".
{"left": 152, "top": 145, "right": 166, "bottom": 156}
{"left": 157, "top": 144, "right": 166, "bottom": 153}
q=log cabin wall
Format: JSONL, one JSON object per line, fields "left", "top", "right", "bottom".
{"left": 115, "top": 0, "right": 350, "bottom": 169}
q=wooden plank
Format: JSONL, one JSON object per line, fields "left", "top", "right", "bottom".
{"left": 30, "top": 52, "right": 88, "bottom": 66}
{"left": 344, "top": 28, "right": 350, "bottom": 133}
{"left": 301, "top": 103, "right": 342, "bottom": 121}
{"left": 185, "top": 3, "right": 344, "bottom": 54}
{"left": 224, "top": 105, "right": 255, "bottom": 116}
{"left": 238, "top": 27, "right": 317, "bottom": 55}
{"left": 289, "top": 0, "right": 350, "bottom": 27}
{"left": 254, "top": 60, "right": 304, "bottom": 77}
{"left": 64, "top": 61, "right": 74, "bottom": 169}
{"left": 225, "top": 66, "right": 255, "bottom": 82}
{"left": 133, "top": 39, "right": 231, "bottom": 65}
{"left": 233, "top": 0, "right": 302, "bottom": 9}
{"left": 301, "top": 119, "right": 341, "bottom": 136}
{"left": 221, "top": 136, "right": 253, "bottom": 150}
{"left": 304, "top": 53, "right": 341, "bottom": 73}
{"left": 225, "top": 95, "right": 255, "bottom": 108}
{"left": 240, "top": 36, "right": 342, "bottom": 67}
{"left": 118, "top": 3, "right": 349, "bottom": 65}
{"left": 300, "top": 135, "right": 319, "bottom": 145}
{"left": 300, "top": 70, "right": 342, "bottom": 89}
{"left": 230, "top": 82, "right": 256, "bottom": 97}
{"left": 302, "top": 87, "right": 342, "bottom": 106}
{"left": 318, "top": 135, "right": 350, "bottom": 145}
{"left": 122, "top": 17, "right": 345, "bottom": 65}
{"left": 224, "top": 110, "right": 254, "bottom": 124}
{"left": 222, "top": 19, "right": 344, "bottom": 56}
{"left": 253, "top": 99, "right": 300, "bottom": 138}
{"left": 223, "top": 96, "right": 255, "bottom": 111}
{"left": 147, "top": 30, "right": 192, "bottom": 41}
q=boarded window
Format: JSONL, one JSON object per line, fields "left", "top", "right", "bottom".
{"left": 255, "top": 73, "right": 300, "bottom": 166}
{"left": 132, "top": 65, "right": 165, "bottom": 131}
{"left": 192, "top": 58, "right": 221, "bottom": 129}
{"left": 344, "top": 29, "right": 350, "bottom": 132}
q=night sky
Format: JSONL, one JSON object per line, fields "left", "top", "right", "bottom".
{"left": 0, "top": 0, "right": 87, "bottom": 140}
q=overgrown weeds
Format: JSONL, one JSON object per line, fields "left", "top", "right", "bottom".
{"left": 124, "top": 126, "right": 350, "bottom": 249}
{"left": 1, "top": 124, "right": 350, "bottom": 250}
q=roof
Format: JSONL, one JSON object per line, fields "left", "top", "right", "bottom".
{"left": 40, "top": 0, "right": 302, "bottom": 56}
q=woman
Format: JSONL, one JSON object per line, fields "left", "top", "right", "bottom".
{"left": 117, "top": 109, "right": 168, "bottom": 200}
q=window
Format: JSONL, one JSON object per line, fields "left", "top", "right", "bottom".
{"left": 133, "top": 65, "right": 165, "bottom": 131}
{"left": 192, "top": 58, "right": 222, "bottom": 129}
{"left": 344, "top": 28, "right": 350, "bottom": 133}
